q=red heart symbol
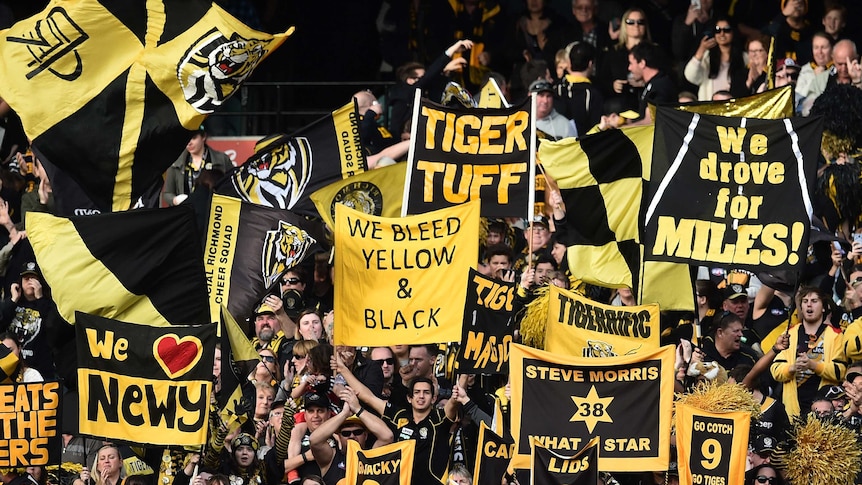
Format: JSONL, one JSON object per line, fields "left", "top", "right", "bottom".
{"left": 154, "top": 334, "right": 203, "bottom": 379}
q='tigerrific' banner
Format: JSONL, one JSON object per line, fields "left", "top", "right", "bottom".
{"left": 403, "top": 94, "right": 535, "bottom": 218}
{"left": 509, "top": 343, "right": 673, "bottom": 472}
{"left": 644, "top": 107, "right": 821, "bottom": 272}
{"left": 676, "top": 403, "right": 750, "bottom": 485}
{"left": 334, "top": 200, "right": 479, "bottom": 345}
{"left": 458, "top": 269, "right": 516, "bottom": 374}
{"left": 545, "top": 285, "right": 660, "bottom": 357}
{"left": 0, "top": 381, "right": 62, "bottom": 467}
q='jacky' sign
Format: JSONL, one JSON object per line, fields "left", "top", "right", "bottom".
{"left": 644, "top": 107, "right": 821, "bottom": 272}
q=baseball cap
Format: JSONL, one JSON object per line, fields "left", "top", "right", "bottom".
{"left": 821, "top": 385, "right": 846, "bottom": 401}
{"left": 846, "top": 371, "right": 862, "bottom": 383}
{"left": 752, "top": 434, "right": 776, "bottom": 455}
{"left": 531, "top": 215, "right": 550, "bottom": 229}
{"left": 529, "top": 80, "right": 554, "bottom": 94}
{"left": 304, "top": 391, "right": 331, "bottom": 410}
{"left": 724, "top": 283, "right": 747, "bottom": 300}
{"left": 20, "top": 262, "right": 39, "bottom": 278}
{"left": 255, "top": 303, "right": 275, "bottom": 316}
{"left": 776, "top": 58, "right": 801, "bottom": 72}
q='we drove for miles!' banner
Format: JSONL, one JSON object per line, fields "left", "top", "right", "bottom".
{"left": 644, "top": 108, "right": 821, "bottom": 272}
{"left": 334, "top": 200, "right": 479, "bottom": 345}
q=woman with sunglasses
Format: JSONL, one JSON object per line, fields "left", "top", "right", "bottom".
{"left": 283, "top": 340, "right": 319, "bottom": 404}
{"left": 745, "top": 464, "right": 784, "bottom": 485}
{"left": 684, "top": 18, "right": 745, "bottom": 101}
{"left": 597, "top": 7, "right": 652, "bottom": 114}
{"left": 731, "top": 35, "right": 769, "bottom": 97}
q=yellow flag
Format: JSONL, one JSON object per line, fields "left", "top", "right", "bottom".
{"left": 310, "top": 163, "right": 407, "bottom": 230}
{"left": 545, "top": 285, "right": 660, "bottom": 357}
{"left": 334, "top": 200, "right": 479, "bottom": 345}
{"left": 477, "top": 77, "right": 509, "bottom": 108}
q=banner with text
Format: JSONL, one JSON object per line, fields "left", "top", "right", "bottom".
{"left": 644, "top": 107, "right": 821, "bottom": 272}
{"left": 344, "top": 440, "right": 415, "bottom": 485}
{"left": 334, "top": 200, "right": 479, "bottom": 345}
{"left": 458, "top": 269, "right": 516, "bottom": 374}
{"left": 509, "top": 343, "right": 673, "bottom": 471}
{"left": 530, "top": 436, "right": 599, "bottom": 485}
{"left": 545, "top": 286, "right": 660, "bottom": 357}
{"left": 676, "top": 403, "right": 750, "bottom": 485}
{"left": 474, "top": 422, "right": 514, "bottom": 485}
{"left": 76, "top": 313, "right": 215, "bottom": 446}
{"left": 0, "top": 381, "right": 62, "bottom": 467}
{"left": 403, "top": 95, "right": 535, "bottom": 218}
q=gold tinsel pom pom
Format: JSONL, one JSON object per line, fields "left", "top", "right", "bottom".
{"left": 674, "top": 381, "right": 761, "bottom": 422}
{"left": 783, "top": 416, "right": 862, "bottom": 485}
{"left": 520, "top": 285, "right": 550, "bottom": 349}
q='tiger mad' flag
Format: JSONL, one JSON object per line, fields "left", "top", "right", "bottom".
{"left": 509, "top": 343, "right": 673, "bottom": 472}
{"left": 0, "top": 0, "right": 290, "bottom": 211}
{"left": 403, "top": 94, "right": 535, "bottom": 218}
{"left": 458, "top": 269, "right": 516, "bottom": 374}
{"left": 76, "top": 312, "right": 215, "bottom": 446}
{"left": 675, "top": 403, "right": 750, "bottom": 485}
{"left": 334, "top": 200, "right": 479, "bottom": 346}
{"left": 545, "top": 285, "right": 659, "bottom": 357}
{"left": 530, "top": 436, "right": 599, "bottom": 485}
{"left": 644, "top": 107, "right": 821, "bottom": 272}
{"left": 344, "top": 440, "right": 415, "bottom": 485}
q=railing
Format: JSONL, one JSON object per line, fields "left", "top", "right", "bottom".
{"left": 205, "top": 80, "right": 396, "bottom": 137}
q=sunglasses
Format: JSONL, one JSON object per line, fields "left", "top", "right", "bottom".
{"left": 625, "top": 18, "right": 646, "bottom": 25}
{"left": 755, "top": 477, "right": 774, "bottom": 484}
{"left": 292, "top": 354, "right": 306, "bottom": 360}
{"left": 851, "top": 276, "right": 862, "bottom": 288}
{"left": 374, "top": 358, "right": 395, "bottom": 366}
{"left": 260, "top": 355, "right": 275, "bottom": 363}
{"left": 714, "top": 26, "right": 733, "bottom": 33}
{"left": 340, "top": 428, "right": 366, "bottom": 437}
{"left": 282, "top": 278, "right": 301, "bottom": 284}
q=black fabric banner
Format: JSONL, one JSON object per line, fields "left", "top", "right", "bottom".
{"left": 644, "top": 107, "right": 822, "bottom": 272}
{"left": 75, "top": 312, "right": 215, "bottom": 446}
{"left": 530, "top": 437, "right": 599, "bottom": 485}
{"left": 457, "top": 269, "right": 515, "bottom": 374}
{"left": 404, "top": 96, "right": 535, "bottom": 218}
{"left": 473, "top": 422, "right": 514, "bottom": 485}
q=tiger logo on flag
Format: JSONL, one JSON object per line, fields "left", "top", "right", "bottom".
{"left": 178, "top": 29, "right": 270, "bottom": 113}
{"left": 261, "top": 221, "right": 316, "bottom": 287}
{"left": 232, "top": 137, "right": 313, "bottom": 209}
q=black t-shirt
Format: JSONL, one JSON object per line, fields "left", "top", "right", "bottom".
{"left": 383, "top": 403, "right": 454, "bottom": 485}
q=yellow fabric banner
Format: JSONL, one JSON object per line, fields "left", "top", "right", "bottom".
{"left": 545, "top": 285, "right": 660, "bottom": 357}
{"left": 509, "top": 343, "right": 673, "bottom": 472}
{"left": 334, "top": 200, "right": 479, "bottom": 345}
{"left": 676, "top": 403, "right": 750, "bottom": 485}
{"left": 344, "top": 440, "right": 415, "bottom": 485}
{"left": 310, "top": 162, "right": 407, "bottom": 230}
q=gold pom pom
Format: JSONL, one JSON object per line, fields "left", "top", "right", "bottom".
{"left": 673, "top": 381, "right": 761, "bottom": 427}
{"left": 784, "top": 415, "right": 862, "bottom": 485}
{"left": 520, "top": 285, "right": 551, "bottom": 349}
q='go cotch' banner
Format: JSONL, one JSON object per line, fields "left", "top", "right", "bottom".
{"left": 334, "top": 200, "right": 479, "bottom": 345}
{"left": 509, "top": 343, "right": 673, "bottom": 472}
{"left": 676, "top": 403, "right": 750, "bottom": 485}
{"left": 545, "top": 285, "right": 659, "bottom": 357}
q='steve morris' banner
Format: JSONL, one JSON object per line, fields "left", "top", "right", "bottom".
{"left": 458, "top": 269, "right": 516, "bottom": 374}
{"left": 0, "top": 381, "right": 62, "bottom": 467}
{"left": 334, "top": 200, "right": 479, "bottom": 346}
{"left": 676, "top": 403, "right": 750, "bottom": 485}
{"left": 223, "top": 101, "right": 367, "bottom": 218}
{"left": 402, "top": 94, "right": 535, "bottom": 218}
{"left": 509, "top": 343, "right": 673, "bottom": 471}
{"left": 76, "top": 312, "right": 215, "bottom": 446}
{"left": 0, "top": 0, "right": 290, "bottom": 212}
{"left": 473, "top": 422, "right": 514, "bottom": 485}
{"left": 344, "top": 440, "right": 415, "bottom": 485}
{"left": 545, "top": 285, "right": 659, "bottom": 357}
{"left": 530, "top": 436, "right": 599, "bottom": 485}
{"left": 205, "top": 194, "right": 322, "bottom": 324}
{"left": 644, "top": 107, "right": 821, "bottom": 272}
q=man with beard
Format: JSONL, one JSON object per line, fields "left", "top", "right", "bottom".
{"left": 251, "top": 296, "right": 294, "bottom": 361}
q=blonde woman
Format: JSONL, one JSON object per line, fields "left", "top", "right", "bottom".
{"left": 74, "top": 445, "right": 123, "bottom": 485}
{"left": 597, "top": 8, "right": 652, "bottom": 113}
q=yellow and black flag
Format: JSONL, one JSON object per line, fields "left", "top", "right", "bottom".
{"left": 310, "top": 162, "right": 407, "bottom": 230}
{"left": 344, "top": 440, "right": 415, "bottom": 485}
{"left": 675, "top": 403, "right": 750, "bottom": 485}
{"left": 474, "top": 422, "right": 514, "bottom": 485}
{"left": 0, "top": 0, "right": 290, "bottom": 212}
{"left": 28, "top": 205, "right": 210, "bottom": 326}
{"left": 530, "top": 436, "right": 599, "bottom": 485}
{"left": 508, "top": 343, "right": 674, "bottom": 472}
{"left": 217, "top": 305, "right": 260, "bottom": 428}
{"left": 76, "top": 312, "right": 215, "bottom": 446}
{"left": 222, "top": 101, "right": 367, "bottom": 218}
{"left": 204, "top": 194, "right": 324, "bottom": 324}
